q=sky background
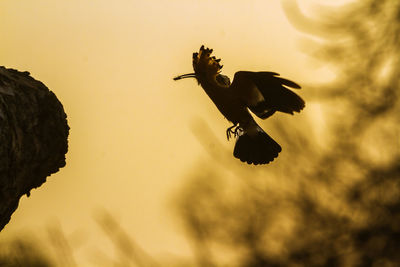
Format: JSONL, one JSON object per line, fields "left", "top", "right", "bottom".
{"left": 0, "top": 0, "right": 351, "bottom": 265}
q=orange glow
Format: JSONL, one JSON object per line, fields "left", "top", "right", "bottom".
{"left": 0, "top": 0, "right": 336, "bottom": 265}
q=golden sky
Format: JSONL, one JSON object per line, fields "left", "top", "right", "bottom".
{"left": 0, "top": 0, "right": 347, "bottom": 265}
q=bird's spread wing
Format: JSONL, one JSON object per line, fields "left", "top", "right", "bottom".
{"left": 231, "top": 71, "right": 305, "bottom": 119}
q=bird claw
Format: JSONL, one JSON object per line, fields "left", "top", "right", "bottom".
{"left": 226, "top": 125, "right": 242, "bottom": 140}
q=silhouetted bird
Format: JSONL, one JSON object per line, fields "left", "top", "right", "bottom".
{"left": 174, "top": 45, "right": 305, "bottom": 165}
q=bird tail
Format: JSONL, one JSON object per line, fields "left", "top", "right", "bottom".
{"left": 233, "top": 123, "right": 281, "bottom": 165}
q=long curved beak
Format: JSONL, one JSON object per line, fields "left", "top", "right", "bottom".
{"left": 173, "top": 73, "right": 196, "bottom": 81}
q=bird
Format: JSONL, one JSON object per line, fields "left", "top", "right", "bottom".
{"left": 173, "top": 45, "right": 305, "bottom": 165}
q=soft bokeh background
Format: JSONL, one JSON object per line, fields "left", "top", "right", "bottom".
{"left": 1, "top": 0, "right": 399, "bottom": 266}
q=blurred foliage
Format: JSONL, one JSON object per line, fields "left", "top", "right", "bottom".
{"left": 0, "top": 238, "right": 52, "bottom": 267}
{"left": 94, "top": 211, "right": 159, "bottom": 267}
{"left": 1, "top": 1, "right": 399, "bottom": 267}
{"left": 0, "top": 216, "right": 160, "bottom": 267}
{"left": 177, "top": 1, "right": 400, "bottom": 266}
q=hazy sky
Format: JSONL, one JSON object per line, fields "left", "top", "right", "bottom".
{"left": 0, "top": 0, "right": 346, "bottom": 265}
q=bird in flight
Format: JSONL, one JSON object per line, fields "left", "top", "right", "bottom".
{"left": 174, "top": 45, "right": 305, "bottom": 165}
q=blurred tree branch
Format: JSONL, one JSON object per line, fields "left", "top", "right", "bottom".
{"left": 176, "top": 1, "right": 400, "bottom": 266}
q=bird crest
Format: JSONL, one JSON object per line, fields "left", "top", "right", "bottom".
{"left": 192, "top": 45, "right": 223, "bottom": 77}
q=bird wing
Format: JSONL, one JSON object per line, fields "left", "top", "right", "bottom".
{"left": 230, "top": 71, "right": 305, "bottom": 119}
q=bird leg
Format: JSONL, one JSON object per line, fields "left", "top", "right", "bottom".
{"left": 234, "top": 126, "right": 243, "bottom": 137}
{"left": 226, "top": 124, "right": 241, "bottom": 140}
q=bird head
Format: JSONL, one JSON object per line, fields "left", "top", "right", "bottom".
{"left": 173, "top": 45, "right": 223, "bottom": 82}
{"left": 192, "top": 45, "right": 223, "bottom": 77}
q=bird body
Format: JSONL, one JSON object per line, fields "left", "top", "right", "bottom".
{"left": 174, "top": 46, "right": 305, "bottom": 165}
{"left": 197, "top": 76, "right": 250, "bottom": 125}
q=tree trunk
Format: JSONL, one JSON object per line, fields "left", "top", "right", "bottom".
{"left": 0, "top": 66, "right": 69, "bottom": 231}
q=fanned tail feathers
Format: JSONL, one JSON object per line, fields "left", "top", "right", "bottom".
{"left": 233, "top": 129, "right": 281, "bottom": 165}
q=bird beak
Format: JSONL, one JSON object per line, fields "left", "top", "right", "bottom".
{"left": 173, "top": 73, "right": 196, "bottom": 80}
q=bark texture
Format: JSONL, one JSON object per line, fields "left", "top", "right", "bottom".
{"left": 0, "top": 66, "right": 69, "bottom": 231}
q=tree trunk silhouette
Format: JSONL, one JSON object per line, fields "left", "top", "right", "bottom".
{"left": 0, "top": 66, "right": 69, "bottom": 231}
